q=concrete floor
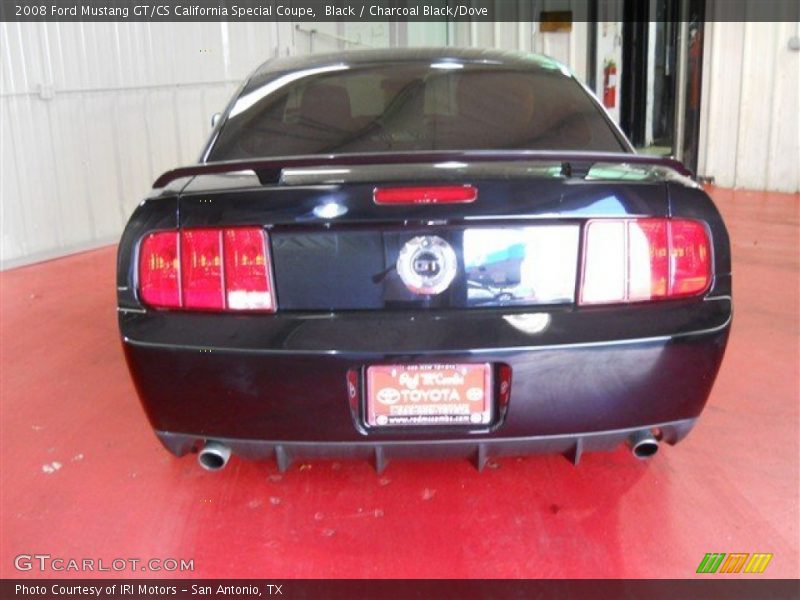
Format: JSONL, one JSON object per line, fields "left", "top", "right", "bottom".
{"left": 1, "top": 186, "right": 798, "bottom": 579}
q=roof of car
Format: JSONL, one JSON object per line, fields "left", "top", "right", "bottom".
{"left": 246, "top": 47, "right": 569, "bottom": 90}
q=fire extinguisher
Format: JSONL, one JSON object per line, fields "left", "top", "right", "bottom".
{"left": 603, "top": 60, "right": 617, "bottom": 108}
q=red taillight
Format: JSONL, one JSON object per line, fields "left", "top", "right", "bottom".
{"left": 181, "top": 229, "right": 224, "bottom": 310}
{"left": 628, "top": 219, "right": 669, "bottom": 301}
{"left": 138, "top": 227, "right": 275, "bottom": 312}
{"left": 669, "top": 219, "right": 712, "bottom": 297}
{"left": 373, "top": 185, "right": 477, "bottom": 205}
{"left": 580, "top": 218, "right": 711, "bottom": 305}
{"left": 139, "top": 231, "right": 180, "bottom": 308}
{"left": 223, "top": 228, "right": 274, "bottom": 310}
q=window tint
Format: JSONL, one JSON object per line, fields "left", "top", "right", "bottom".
{"left": 209, "top": 64, "right": 625, "bottom": 160}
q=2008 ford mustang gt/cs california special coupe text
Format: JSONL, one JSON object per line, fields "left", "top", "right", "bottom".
{"left": 118, "top": 49, "right": 731, "bottom": 472}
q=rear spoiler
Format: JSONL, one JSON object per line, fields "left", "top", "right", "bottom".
{"left": 152, "top": 150, "right": 693, "bottom": 189}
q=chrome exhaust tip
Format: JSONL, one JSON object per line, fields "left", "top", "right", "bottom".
{"left": 198, "top": 441, "right": 231, "bottom": 471}
{"left": 628, "top": 430, "right": 659, "bottom": 459}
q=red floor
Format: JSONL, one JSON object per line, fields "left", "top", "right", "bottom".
{"left": 1, "top": 187, "right": 798, "bottom": 579}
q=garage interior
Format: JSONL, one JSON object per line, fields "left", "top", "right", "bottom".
{"left": 1, "top": 14, "right": 799, "bottom": 579}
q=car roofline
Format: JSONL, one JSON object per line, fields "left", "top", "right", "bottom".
{"left": 244, "top": 47, "right": 571, "bottom": 90}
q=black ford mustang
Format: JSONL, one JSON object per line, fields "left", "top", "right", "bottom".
{"left": 117, "top": 49, "right": 731, "bottom": 472}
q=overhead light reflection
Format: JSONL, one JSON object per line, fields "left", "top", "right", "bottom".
{"left": 503, "top": 313, "right": 551, "bottom": 335}
{"left": 313, "top": 202, "right": 348, "bottom": 220}
{"left": 433, "top": 161, "right": 468, "bottom": 169}
{"left": 229, "top": 64, "right": 350, "bottom": 118}
{"left": 283, "top": 168, "right": 351, "bottom": 177}
{"left": 431, "top": 62, "right": 464, "bottom": 70}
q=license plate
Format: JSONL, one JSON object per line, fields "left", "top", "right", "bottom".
{"left": 366, "top": 363, "right": 492, "bottom": 427}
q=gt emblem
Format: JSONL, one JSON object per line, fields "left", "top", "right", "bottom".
{"left": 396, "top": 235, "right": 457, "bottom": 295}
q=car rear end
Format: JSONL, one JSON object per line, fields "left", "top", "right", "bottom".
{"left": 117, "top": 50, "right": 731, "bottom": 471}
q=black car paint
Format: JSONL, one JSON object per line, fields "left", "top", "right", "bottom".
{"left": 117, "top": 50, "right": 731, "bottom": 468}
{"left": 119, "top": 168, "right": 731, "bottom": 458}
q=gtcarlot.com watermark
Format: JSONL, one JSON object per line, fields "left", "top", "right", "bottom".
{"left": 14, "top": 554, "right": 194, "bottom": 573}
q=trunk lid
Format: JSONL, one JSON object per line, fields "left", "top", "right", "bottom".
{"left": 177, "top": 160, "right": 672, "bottom": 311}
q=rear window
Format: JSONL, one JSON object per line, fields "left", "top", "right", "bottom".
{"left": 209, "top": 63, "right": 626, "bottom": 160}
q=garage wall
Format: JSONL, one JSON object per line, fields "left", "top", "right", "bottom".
{"left": 697, "top": 21, "right": 800, "bottom": 193}
{"left": 0, "top": 19, "right": 591, "bottom": 268}
{"left": 445, "top": 21, "right": 588, "bottom": 79}
{"left": 0, "top": 22, "right": 293, "bottom": 267}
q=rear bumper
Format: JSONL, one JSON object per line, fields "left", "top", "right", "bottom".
{"left": 157, "top": 418, "right": 698, "bottom": 472}
{"left": 121, "top": 297, "right": 730, "bottom": 466}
